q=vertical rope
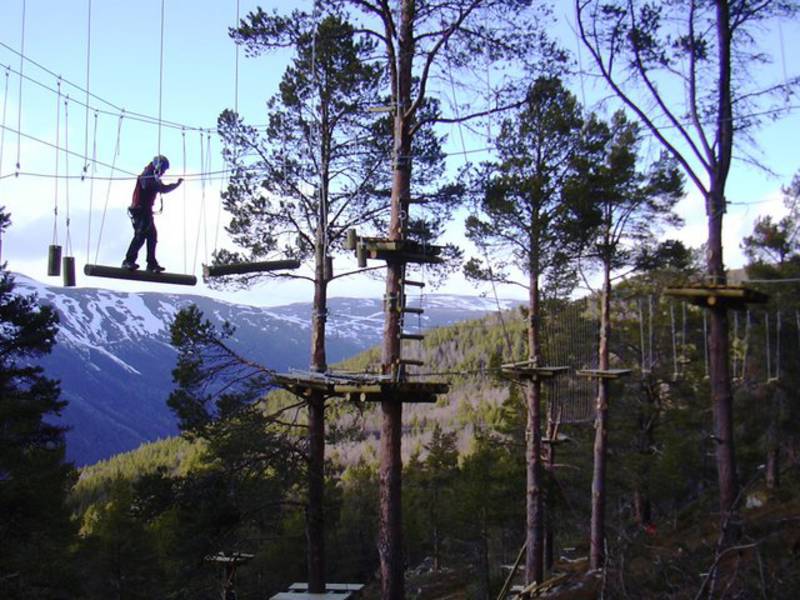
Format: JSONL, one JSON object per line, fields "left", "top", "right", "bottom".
{"left": 63, "top": 96, "right": 73, "bottom": 256}
{"left": 775, "top": 310, "right": 781, "bottom": 381}
{"left": 234, "top": 0, "right": 240, "bottom": 114}
{"left": 670, "top": 302, "right": 678, "bottom": 378}
{"left": 85, "top": 110, "right": 98, "bottom": 261}
{"left": 765, "top": 311, "right": 771, "bottom": 382}
{"left": 82, "top": 0, "right": 92, "bottom": 179}
{"left": 648, "top": 295, "right": 654, "bottom": 370}
{"left": 681, "top": 301, "right": 687, "bottom": 375}
{"left": 637, "top": 298, "right": 646, "bottom": 371}
{"left": 0, "top": 67, "right": 10, "bottom": 175}
{"left": 192, "top": 131, "right": 206, "bottom": 272}
{"left": 742, "top": 310, "right": 750, "bottom": 380}
{"left": 15, "top": 0, "right": 26, "bottom": 175}
{"left": 52, "top": 79, "right": 61, "bottom": 245}
{"left": 733, "top": 311, "right": 739, "bottom": 379}
{"left": 181, "top": 128, "right": 187, "bottom": 272}
{"left": 95, "top": 111, "right": 124, "bottom": 263}
{"left": 157, "top": 0, "right": 165, "bottom": 156}
{"left": 703, "top": 310, "right": 709, "bottom": 379}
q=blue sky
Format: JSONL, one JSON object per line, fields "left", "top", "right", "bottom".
{"left": 0, "top": 1, "right": 798, "bottom": 307}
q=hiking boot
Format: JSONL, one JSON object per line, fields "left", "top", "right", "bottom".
{"left": 122, "top": 260, "right": 139, "bottom": 270}
{"left": 146, "top": 263, "right": 166, "bottom": 273}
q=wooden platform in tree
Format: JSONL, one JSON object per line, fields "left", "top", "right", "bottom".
{"left": 84, "top": 264, "right": 197, "bottom": 286}
{"left": 272, "top": 370, "right": 449, "bottom": 404}
{"left": 500, "top": 361, "right": 571, "bottom": 381}
{"left": 204, "top": 552, "right": 255, "bottom": 565}
{"left": 203, "top": 259, "right": 301, "bottom": 278}
{"left": 289, "top": 582, "right": 365, "bottom": 594}
{"left": 664, "top": 283, "right": 769, "bottom": 310}
{"left": 346, "top": 229, "right": 444, "bottom": 266}
{"left": 576, "top": 368, "right": 633, "bottom": 379}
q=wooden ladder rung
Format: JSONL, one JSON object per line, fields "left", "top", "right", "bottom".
{"left": 400, "top": 333, "right": 425, "bottom": 341}
{"left": 397, "top": 358, "right": 424, "bottom": 367}
{"left": 401, "top": 279, "right": 425, "bottom": 288}
{"left": 401, "top": 306, "right": 424, "bottom": 315}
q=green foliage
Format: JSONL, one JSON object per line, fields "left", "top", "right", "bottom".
{"left": 565, "top": 110, "right": 685, "bottom": 271}
{"left": 465, "top": 76, "right": 583, "bottom": 292}
{"left": 0, "top": 208, "right": 77, "bottom": 598}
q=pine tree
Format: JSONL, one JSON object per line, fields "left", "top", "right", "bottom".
{"left": 0, "top": 208, "right": 77, "bottom": 597}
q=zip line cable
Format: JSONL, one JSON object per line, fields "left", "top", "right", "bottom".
{"left": 15, "top": 0, "right": 26, "bottom": 175}
{"left": 0, "top": 122, "right": 137, "bottom": 176}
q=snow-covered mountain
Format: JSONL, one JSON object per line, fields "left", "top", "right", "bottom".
{"left": 14, "top": 274, "right": 519, "bottom": 466}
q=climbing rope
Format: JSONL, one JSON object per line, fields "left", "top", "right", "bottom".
{"left": 157, "top": 0, "right": 166, "bottom": 156}
{"left": 84, "top": 110, "right": 98, "bottom": 261}
{"left": 0, "top": 67, "right": 9, "bottom": 176}
{"left": 94, "top": 111, "right": 124, "bottom": 263}
{"left": 82, "top": 0, "right": 92, "bottom": 179}
{"left": 52, "top": 79, "right": 62, "bottom": 246}
{"left": 15, "top": 0, "right": 26, "bottom": 175}
{"left": 63, "top": 96, "right": 73, "bottom": 258}
{"left": 182, "top": 127, "right": 187, "bottom": 272}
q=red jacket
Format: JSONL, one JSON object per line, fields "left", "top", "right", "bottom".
{"left": 130, "top": 165, "right": 179, "bottom": 211}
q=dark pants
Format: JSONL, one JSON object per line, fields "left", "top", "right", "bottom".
{"left": 124, "top": 208, "right": 158, "bottom": 266}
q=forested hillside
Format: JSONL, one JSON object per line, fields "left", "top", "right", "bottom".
{"left": 69, "top": 267, "right": 800, "bottom": 598}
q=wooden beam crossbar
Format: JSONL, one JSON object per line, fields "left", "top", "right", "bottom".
{"left": 500, "top": 363, "right": 571, "bottom": 380}
{"left": 84, "top": 264, "right": 197, "bottom": 286}
{"left": 664, "top": 284, "right": 769, "bottom": 310}
{"left": 576, "top": 368, "right": 633, "bottom": 379}
{"left": 203, "top": 259, "right": 301, "bottom": 278}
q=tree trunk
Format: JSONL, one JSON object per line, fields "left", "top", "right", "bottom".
{"left": 707, "top": 0, "right": 738, "bottom": 531}
{"left": 378, "top": 2, "right": 415, "bottom": 597}
{"left": 590, "top": 260, "right": 611, "bottom": 570}
{"left": 544, "top": 406, "right": 557, "bottom": 572}
{"left": 307, "top": 240, "right": 329, "bottom": 593}
{"left": 525, "top": 269, "right": 544, "bottom": 584}
{"left": 707, "top": 187, "right": 737, "bottom": 527}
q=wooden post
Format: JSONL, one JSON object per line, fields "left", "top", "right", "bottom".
{"left": 525, "top": 261, "right": 544, "bottom": 584}
{"left": 590, "top": 260, "right": 611, "bottom": 570}
{"left": 378, "top": 2, "right": 414, "bottom": 597}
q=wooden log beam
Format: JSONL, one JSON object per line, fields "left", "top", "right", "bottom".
{"left": 84, "top": 264, "right": 197, "bottom": 286}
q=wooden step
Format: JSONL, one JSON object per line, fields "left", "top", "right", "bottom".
{"left": 401, "top": 279, "right": 425, "bottom": 288}
{"left": 401, "top": 306, "right": 424, "bottom": 315}
{"left": 399, "top": 333, "right": 425, "bottom": 341}
{"left": 396, "top": 358, "right": 424, "bottom": 367}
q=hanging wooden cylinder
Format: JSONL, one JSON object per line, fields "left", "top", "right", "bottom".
{"left": 324, "top": 256, "right": 333, "bottom": 281}
{"left": 62, "top": 255, "right": 76, "bottom": 287}
{"left": 356, "top": 242, "right": 367, "bottom": 268}
{"left": 345, "top": 228, "right": 358, "bottom": 250}
{"left": 47, "top": 244, "right": 62, "bottom": 276}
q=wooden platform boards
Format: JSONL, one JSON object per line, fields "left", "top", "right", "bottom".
{"left": 204, "top": 551, "right": 255, "bottom": 565}
{"left": 272, "top": 370, "right": 449, "bottom": 403}
{"left": 346, "top": 229, "right": 445, "bottom": 266}
{"left": 271, "top": 592, "right": 359, "bottom": 600}
{"left": 84, "top": 264, "right": 197, "bottom": 286}
{"left": 665, "top": 283, "right": 769, "bottom": 310}
{"left": 288, "top": 583, "right": 364, "bottom": 595}
{"left": 271, "top": 581, "right": 363, "bottom": 599}
{"left": 500, "top": 361, "right": 571, "bottom": 381}
{"left": 576, "top": 368, "right": 633, "bottom": 379}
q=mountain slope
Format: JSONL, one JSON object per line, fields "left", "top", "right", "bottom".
{"left": 14, "top": 274, "right": 518, "bottom": 465}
